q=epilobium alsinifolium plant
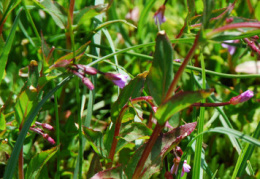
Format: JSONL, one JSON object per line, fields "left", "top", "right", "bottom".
{"left": 0, "top": 0, "right": 259, "bottom": 179}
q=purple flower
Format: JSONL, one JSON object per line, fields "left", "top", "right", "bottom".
{"left": 105, "top": 73, "right": 128, "bottom": 89}
{"left": 230, "top": 90, "right": 254, "bottom": 105}
{"left": 154, "top": 5, "right": 166, "bottom": 25}
{"left": 171, "top": 160, "right": 191, "bottom": 177}
{"left": 221, "top": 40, "right": 237, "bottom": 55}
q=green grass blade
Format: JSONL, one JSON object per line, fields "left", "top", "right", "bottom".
{"left": 237, "top": 122, "right": 260, "bottom": 177}
{"left": 192, "top": 50, "right": 206, "bottom": 179}
{"left": 0, "top": 8, "right": 22, "bottom": 85}
{"left": 3, "top": 76, "right": 71, "bottom": 179}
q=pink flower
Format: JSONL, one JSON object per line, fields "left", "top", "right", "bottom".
{"left": 105, "top": 73, "right": 128, "bottom": 89}
{"left": 125, "top": 7, "right": 139, "bottom": 23}
{"left": 171, "top": 160, "right": 191, "bottom": 177}
{"left": 154, "top": 5, "right": 166, "bottom": 25}
{"left": 230, "top": 90, "right": 254, "bottom": 105}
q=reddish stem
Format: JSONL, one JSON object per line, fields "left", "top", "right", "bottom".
{"left": 107, "top": 96, "right": 155, "bottom": 167}
{"left": 132, "top": 123, "right": 164, "bottom": 179}
{"left": 164, "top": 32, "right": 201, "bottom": 102}
{"left": 18, "top": 148, "right": 24, "bottom": 179}
{"left": 207, "top": 22, "right": 260, "bottom": 37}
{"left": 192, "top": 101, "right": 230, "bottom": 107}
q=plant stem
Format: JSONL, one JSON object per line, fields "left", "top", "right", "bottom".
{"left": 132, "top": 123, "right": 164, "bottom": 178}
{"left": 18, "top": 147, "right": 24, "bottom": 179}
{"left": 192, "top": 101, "right": 230, "bottom": 107}
{"left": 164, "top": 32, "right": 201, "bottom": 101}
{"left": 207, "top": 22, "right": 260, "bottom": 37}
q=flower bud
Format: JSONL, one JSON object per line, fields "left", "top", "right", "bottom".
{"left": 230, "top": 90, "right": 254, "bottom": 105}
{"left": 82, "top": 77, "right": 94, "bottom": 90}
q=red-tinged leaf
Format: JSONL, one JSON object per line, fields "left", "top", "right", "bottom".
{"left": 124, "top": 122, "right": 197, "bottom": 178}
{"left": 53, "top": 41, "right": 91, "bottom": 65}
{"left": 155, "top": 90, "right": 212, "bottom": 125}
{"left": 25, "top": 146, "right": 58, "bottom": 179}
{"left": 91, "top": 165, "right": 127, "bottom": 179}
{"left": 146, "top": 31, "right": 173, "bottom": 106}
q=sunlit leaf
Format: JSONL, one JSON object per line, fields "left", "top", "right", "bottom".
{"left": 155, "top": 90, "right": 212, "bottom": 125}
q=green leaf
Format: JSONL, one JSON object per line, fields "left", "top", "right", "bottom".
{"left": 255, "top": 2, "right": 260, "bottom": 21}
{"left": 14, "top": 89, "right": 38, "bottom": 124}
{"left": 74, "top": 4, "right": 108, "bottom": 25}
{"left": 0, "top": 113, "right": 6, "bottom": 130}
{"left": 155, "top": 90, "right": 212, "bottom": 125}
{"left": 125, "top": 122, "right": 197, "bottom": 178}
{"left": 146, "top": 31, "right": 174, "bottom": 105}
{"left": 83, "top": 127, "right": 108, "bottom": 157}
{"left": 34, "top": 0, "right": 66, "bottom": 29}
{"left": 25, "top": 147, "right": 58, "bottom": 179}
{"left": 0, "top": 8, "right": 21, "bottom": 85}
{"left": 119, "top": 122, "right": 152, "bottom": 142}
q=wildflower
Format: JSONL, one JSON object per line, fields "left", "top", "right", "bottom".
{"left": 125, "top": 7, "right": 139, "bottom": 23}
{"left": 154, "top": 5, "right": 166, "bottom": 25}
{"left": 230, "top": 90, "right": 254, "bottom": 105}
{"left": 171, "top": 159, "right": 191, "bottom": 177}
{"left": 174, "top": 59, "right": 181, "bottom": 63}
{"left": 105, "top": 73, "right": 128, "bottom": 89}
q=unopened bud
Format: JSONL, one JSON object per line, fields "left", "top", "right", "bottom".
{"left": 41, "top": 123, "right": 54, "bottom": 130}
{"left": 82, "top": 77, "right": 94, "bottom": 90}
{"left": 230, "top": 90, "right": 254, "bottom": 105}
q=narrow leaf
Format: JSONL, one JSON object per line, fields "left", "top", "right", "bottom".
{"left": 146, "top": 30, "right": 174, "bottom": 105}
{"left": 0, "top": 8, "right": 21, "bottom": 84}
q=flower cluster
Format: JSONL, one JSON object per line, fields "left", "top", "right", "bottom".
{"left": 170, "top": 146, "right": 191, "bottom": 177}
{"left": 51, "top": 61, "right": 129, "bottom": 90}
{"left": 30, "top": 121, "right": 55, "bottom": 145}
